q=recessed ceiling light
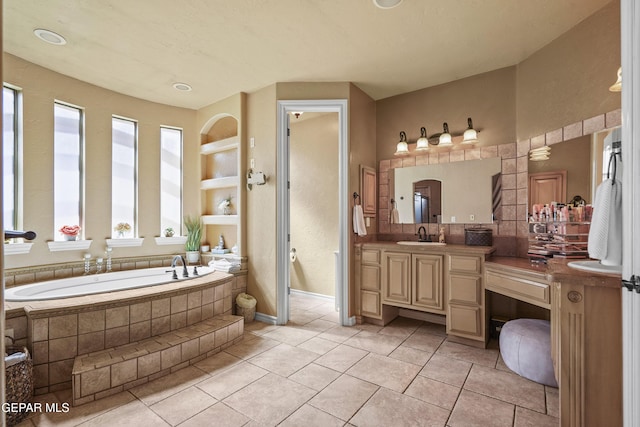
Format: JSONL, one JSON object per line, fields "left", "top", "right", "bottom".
{"left": 33, "top": 28, "right": 67, "bottom": 45}
{"left": 173, "top": 83, "right": 192, "bottom": 92}
{"left": 373, "top": 0, "right": 403, "bottom": 9}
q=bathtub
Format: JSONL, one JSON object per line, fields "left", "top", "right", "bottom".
{"left": 4, "top": 266, "right": 215, "bottom": 301}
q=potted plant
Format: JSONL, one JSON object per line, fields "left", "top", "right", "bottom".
{"left": 164, "top": 227, "right": 175, "bottom": 237}
{"left": 184, "top": 216, "right": 202, "bottom": 263}
{"left": 59, "top": 225, "right": 81, "bottom": 241}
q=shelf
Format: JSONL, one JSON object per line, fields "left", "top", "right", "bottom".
{"left": 200, "top": 136, "right": 240, "bottom": 155}
{"left": 47, "top": 240, "right": 93, "bottom": 252}
{"left": 105, "top": 238, "right": 144, "bottom": 248}
{"left": 202, "top": 215, "right": 238, "bottom": 225}
{"left": 201, "top": 176, "right": 239, "bottom": 190}
{"left": 4, "top": 242, "right": 34, "bottom": 255}
{"left": 154, "top": 236, "right": 188, "bottom": 246}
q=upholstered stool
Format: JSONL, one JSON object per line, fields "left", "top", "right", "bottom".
{"left": 499, "top": 318, "right": 558, "bottom": 387}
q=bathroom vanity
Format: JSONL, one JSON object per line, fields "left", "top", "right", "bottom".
{"left": 354, "top": 242, "right": 495, "bottom": 347}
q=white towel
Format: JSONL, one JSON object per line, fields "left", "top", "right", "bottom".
{"left": 353, "top": 205, "right": 367, "bottom": 236}
{"left": 390, "top": 207, "right": 400, "bottom": 224}
{"left": 588, "top": 178, "right": 622, "bottom": 265}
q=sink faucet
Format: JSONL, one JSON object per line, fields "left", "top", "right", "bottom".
{"left": 171, "top": 255, "right": 189, "bottom": 278}
{"left": 416, "top": 226, "right": 429, "bottom": 242}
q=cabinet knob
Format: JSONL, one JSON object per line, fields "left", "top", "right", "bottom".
{"left": 567, "top": 290, "right": 583, "bottom": 303}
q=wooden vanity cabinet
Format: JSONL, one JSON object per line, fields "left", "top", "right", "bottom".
{"left": 446, "top": 254, "right": 486, "bottom": 345}
{"left": 359, "top": 247, "right": 383, "bottom": 319}
{"left": 381, "top": 251, "right": 444, "bottom": 314}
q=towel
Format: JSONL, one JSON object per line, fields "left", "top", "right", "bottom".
{"left": 588, "top": 177, "right": 622, "bottom": 265}
{"left": 390, "top": 206, "right": 400, "bottom": 224}
{"left": 353, "top": 205, "right": 367, "bottom": 236}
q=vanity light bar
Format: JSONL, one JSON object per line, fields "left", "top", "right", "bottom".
{"left": 395, "top": 118, "right": 480, "bottom": 155}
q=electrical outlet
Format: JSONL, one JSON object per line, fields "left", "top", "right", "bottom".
{"left": 451, "top": 216, "right": 456, "bottom": 223}
{"left": 470, "top": 214, "right": 475, "bottom": 221}
{"left": 250, "top": 137, "right": 255, "bottom": 148}
{"left": 250, "top": 158, "right": 255, "bottom": 168}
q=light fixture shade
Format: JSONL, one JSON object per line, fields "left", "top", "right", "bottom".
{"left": 394, "top": 131, "right": 409, "bottom": 156}
{"left": 416, "top": 127, "right": 429, "bottom": 151}
{"left": 439, "top": 123, "right": 452, "bottom": 146}
{"left": 609, "top": 67, "right": 622, "bottom": 92}
{"left": 529, "top": 146, "right": 551, "bottom": 161}
{"left": 462, "top": 118, "right": 479, "bottom": 144}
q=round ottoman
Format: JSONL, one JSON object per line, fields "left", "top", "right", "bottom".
{"left": 499, "top": 318, "right": 558, "bottom": 387}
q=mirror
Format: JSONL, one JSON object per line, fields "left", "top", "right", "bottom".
{"left": 527, "top": 126, "right": 620, "bottom": 217}
{"left": 391, "top": 157, "right": 502, "bottom": 224}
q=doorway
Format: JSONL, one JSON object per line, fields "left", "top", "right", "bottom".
{"left": 276, "top": 100, "right": 353, "bottom": 326}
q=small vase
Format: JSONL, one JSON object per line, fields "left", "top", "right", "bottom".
{"left": 117, "top": 231, "right": 125, "bottom": 238}
{"left": 186, "top": 251, "right": 200, "bottom": 264}
{"left": 63, "top": 234, "right": 77, "bottom": 241}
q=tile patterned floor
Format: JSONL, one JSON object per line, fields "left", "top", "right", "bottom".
{"left": 17, "top": 293, "right": 559, "bottom": 426}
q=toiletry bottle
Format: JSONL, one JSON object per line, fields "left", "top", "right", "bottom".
{"left": 218, "top": 234, "right": 225, "bottom": 250}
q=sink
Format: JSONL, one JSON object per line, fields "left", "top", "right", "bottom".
{"left": 567, "top": 260, "right": 622, "bottom": 274}
{"left": 397, "top": 241, "right": 446, "bottom": 246}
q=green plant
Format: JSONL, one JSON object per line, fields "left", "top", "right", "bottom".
{"left": 183, "top": 216, "right": 202, "bottom": 251}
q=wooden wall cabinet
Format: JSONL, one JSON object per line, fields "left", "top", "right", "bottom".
{"left": 360, "top": 165, "right": 377, "bottom": 217}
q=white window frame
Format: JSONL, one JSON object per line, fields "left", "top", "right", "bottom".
{"left": 111, "top": 115, "right": 139, "bottom": 238}
{"left": 160, "top": 126, "right": 183, "bottom": 236}
{"left": 3, "top": 84, "right": 23, "bottom": 234}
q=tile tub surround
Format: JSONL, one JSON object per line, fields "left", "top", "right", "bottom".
{"left": 377, "top": 109, "right": 622, "bottom": 258}
{"left": 72, "top": 314, "right": 244, "bottom": 406}
{"left": 13, "top": 270, "right": 236, "bottom": 395}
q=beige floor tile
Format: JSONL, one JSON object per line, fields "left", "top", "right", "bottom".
{"left": 449, "top": 390, "right": 514, "bottom": 427}
{"left": 343, "top": 330, "right": 404, "bottom": 355}
{"left": 196, "top": 361, "right": 268, "bottom": 400}
{"left": 289, "top": 310, "right": 324, "bottom": 325}
{"left": 514, "top": 406, "right": 559, "bottom": 427}
{"left": 78, "top": 399, "right": 170, "bottom": 426}
{"left": 319, "top": 311, "right": 340, "bottom": 323}
{"left": 128, "top": 366, "right": 209, "bottom": 406}
{"left": 243, "top": 321, "right": 279, "bottom": 336}
{"left": 28, "top": 391, "right": 135, "bottom": 427}
{"left": 402, "top": 332, "right": 445, "bottom": 353}
{"left": 314, "top": 344, "right": 368, "bottom": 372}
{"left": 222, "top": 373, "right": 316, "bottom": 425}
{"left": 280, "top": 404, "right": 345, "bottom": 427}
{"left": 296, "top": 336, "right": 340, "bottom": 355}
{"left": 350, "top": 387, "right": 450, "bottom": 427}
{"left": 288, "top": 363, "right": 341, "bottom": 391}
{"left": 545, "top": 386, "right": 559, "bottom": 417}
{"left": 262, "top": 326, "right": 318, "bottom": 346}
{"left": 419, "top": 354, "right": 472, "bottom": 387}
{"left": 317, "top": 326, "right": 360, "bottom": 343}
{"left": 354, "top": 323, "right": 383, "bottom": 334}
{"left": 247, "top": 343, "right": 318, "bottom": 376}
{"left": 388, "top": 345, "right": 433, "bottom": 366}
{"left": 150, "top": 386, "right": 216, "bottom": 426}
{"left": 404, "top": 376, "right": 461, "bottom": 410}
{"left": 178, "top": 402, "right": 250, "bottom": 427}
{"left": 193, "top": 350, "right": 243, "bottom": 375}
{"left": 346, "top": 353, "right": 421, "bottom": 392}
{"left": 297, "top": 318, "right": 337, "bottom": 333}
{"left": 308, "top": 374, "right": 378, "bottom": 421}
{"left": 496, "top": 353, "right": 510, "bottom": 371}
{"left": 435, "top": 340, "right": 499, "bottom": 367}
{"left": 414, "top": 322, "right": 447, "bottom": 337}
{"left": 223, "top": 335, "right": 279, "bottom": 360}
{"left": 464, "top": 364, "right": 546, "bottom": 413}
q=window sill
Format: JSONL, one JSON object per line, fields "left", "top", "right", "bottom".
{"left": 4, "top": 242, "right": 34, "bottom": 255}
{"left": 154, "top": 236, "right": 187, "bottom": 246}
{"left": 47, "top": 240, "right": 93, "bottom": 252}
{"left": 106, "top": 238, "right": 144, "bottom": 248}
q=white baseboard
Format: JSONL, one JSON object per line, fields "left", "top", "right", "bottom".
{"left": 290, "top": 288, "right": 335, "bottom": 302}
{"left": 254, "top": 312, "right": 277, "bottom": 324}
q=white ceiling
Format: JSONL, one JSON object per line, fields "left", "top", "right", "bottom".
{"left": 4, "top": 0, "right": 611, "bottom": 110}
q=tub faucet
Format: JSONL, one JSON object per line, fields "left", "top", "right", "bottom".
{"left": 171, "top": 255, "right": 189, "bottom": 279}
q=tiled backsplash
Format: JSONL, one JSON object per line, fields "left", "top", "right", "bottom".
{"left": 376, "top": 109, "right": 622, "bottom": 257}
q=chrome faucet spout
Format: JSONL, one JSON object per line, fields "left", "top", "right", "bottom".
{"left": 171, "top": 255, "right": 189, "bottom": 278}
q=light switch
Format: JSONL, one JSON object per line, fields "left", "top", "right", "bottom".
{"left": 250, "top": 137, "right": 255, "bottom": 148}
{"left": 250, "top": 158, "right": 255, "bottom": 168}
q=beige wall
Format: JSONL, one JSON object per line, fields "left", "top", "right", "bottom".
{"left": 516, "top": 0, "right": 621, "bottom": 140}
{"left": 376, "top": 66, "right": 517, "bottom": 159}
{"left": 3, "top": 54, "right": 198, "bottom": 269}
{"left": 290, "top": 113, "right": 339, "bottom": 296}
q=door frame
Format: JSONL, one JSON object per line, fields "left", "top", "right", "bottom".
{"left": 276, "top": 99, "right": 354, "bottom": 326}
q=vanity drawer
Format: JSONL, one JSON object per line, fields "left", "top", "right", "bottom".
{"left": 361, "top": 265, "right": 381, "bottom": 291}
{"left": 362, "top": 249, "right": 381, "bottom": 265}
{"left": 485, "top": 270, "right": 550, "bottom": 308}
{"left": 447, "top": 305, "right": 482, "bottom": 337}
{"left": 449, "top": 274, "right": 482, "bottom": 305}
{"left": 361, "top": 290, "right": 381, "bottom": 318}
{"left": 448, "top": 255, "right": 482, "bottom": 274}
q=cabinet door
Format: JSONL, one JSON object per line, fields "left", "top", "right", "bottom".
{"left": 412, "top": 254, "right": 443, "bottom": 310}
{"left": 361, "top": 265, "right": 380, "bottom": 291}
{"left": 447, "top": 305, "right": 482, "bottom": 337}
{"left": 361, "top": 166, "right": 377, "bottom": 216}
{"left": 361, "top": 290, "right": 381, "bottom": 318}
{"left": 382, "top": 252, "right": 411, "bottom": 305}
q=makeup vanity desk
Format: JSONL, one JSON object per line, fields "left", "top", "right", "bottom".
{"left": 486, "top": 256, "right": 622, "bottom": 427}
